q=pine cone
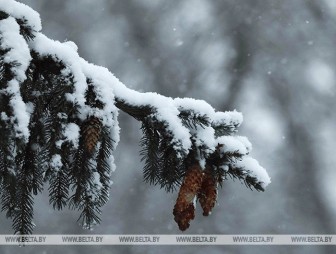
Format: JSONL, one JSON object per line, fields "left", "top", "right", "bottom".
{"left": 82, "top": 117, "right": 102, "bottom": 154}
{"left": 197, "top": 168, "right": 218, "bottom": 216}
{"left": 173, "top": 163, "right": 203, "bottom": 231}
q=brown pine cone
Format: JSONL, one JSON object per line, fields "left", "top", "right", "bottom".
{"left": 197, "top": 167, "right": 218, "bottom": 216}
{"left": 173, "top": 163, "right": 203, "bottom": 231}
{"left": 82, "top": 117, "right": 102, "bottom": 154}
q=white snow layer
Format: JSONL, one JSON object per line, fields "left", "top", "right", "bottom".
{"left": 0, "top": 17, "right": 31, "bottom": 82}
{"left": 63, "top": 123, "right": 80, "bottom": 148}
{"left": 0, "top": 17, "right": 32, "bottom": 140}
{"left": 50, "top": 154, "right": 63, "bottom": 171}
{"left": 0, "top": 0, "right": 42, "bottom": 31}
{"left": 213, "top": 110, "right": 243, "bottom": 128}
{"left": 0, "top": 0, "right": 270, "bottom": 189}
{"left": 217, "top": 136, "right": 249, "bottom": 155}
{"left": 233, "top": 157, "right": 271, "bottom": 188}
{"left": 30, "top": 33, "right": 87, "bottom": 109}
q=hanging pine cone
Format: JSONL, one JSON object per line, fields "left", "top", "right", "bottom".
{"left": 173, "top": 163, "right": 203, "bottom": 231}
{"left": 197, "top": 167, "right": 218, "bottom": 216}
{"left": 82, "top": 116, "right": 102, "bottom": 154}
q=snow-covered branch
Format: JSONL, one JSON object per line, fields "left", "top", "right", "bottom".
{"left": 0, "top": 0, "right": 270, "bottom": 233}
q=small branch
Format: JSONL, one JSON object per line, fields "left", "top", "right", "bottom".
{"left": 115, "top": 98, "right": 152, "bottom": 120}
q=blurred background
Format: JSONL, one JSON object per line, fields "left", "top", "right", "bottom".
{"left": 1, "top": 0, "right": 336, "bottom": 253}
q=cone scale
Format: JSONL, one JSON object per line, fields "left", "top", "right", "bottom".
{"left": 82, "top": 117, "right": 102, "bottom": 154}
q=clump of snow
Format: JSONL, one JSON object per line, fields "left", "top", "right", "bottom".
{"left": 155, "top": 105, "right": 191, "bottom": 153}
{"left": 58, "top": 123, "right": 80, "bottom": 149}
{"left": 0, "top": 17, "right": 32, "bottom": 140}
{"left": 217, "top": 136, "right": 249, "bottom": 155}
{"left": 233, "top": 156, "right": 271, "bottom": 188}
{"left": 235, "top": 136, "right": 252, "bottom": 153}
{"left": 192, "top": 125, "right": 216, "bottom": 156}
{"left": 55, "top": 123, "right": 80, "bottom": 148}
{"left": 0, "top": 0, "right": 42, "bottom": 31}
{"left": 174, "top": 97, "right": 216, "bottom": 117}
{"left": 1, "top": 112, "right": 9, "bottom": 121}
{"left": 30, "top": 33, "right": 87, "bottom": 109}
{"left": 107, "top": 154, "right": 116, "bottom": 171}
{"left": 219, "top": 165, "right": 229, "bottom": 172}
{"left": 64, "top": 41, "right": 78, "bottom": 52}
{"left": 57, "top": 112, "right": 68, "bottom": 120}
{"left": 7, "top": 79, "right": 30, "bottom": 140}
{"left": 79, "top": 60, "right": 118, "bottom": 124}
{"left": 25, "top": 102, "right": 35, "bottom": 114}
{"left": 213, "top": 110, "right": 243, "bottom": 128}
{"left": 108, "top": 81, "right": 192, "bottom": 153}
{"left": 0, "top": 17, "right": 31, "bottom": 82}
{"left": 50, "top": 154, "right": 62, "bottom": 171}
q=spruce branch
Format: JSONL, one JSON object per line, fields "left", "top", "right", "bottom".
{"left": 0, "top": 0, "right": 270, "bottom": 234}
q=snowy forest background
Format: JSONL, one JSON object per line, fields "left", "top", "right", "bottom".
{"left": 1, "top": 0, "right": 336, "bottom": 253}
